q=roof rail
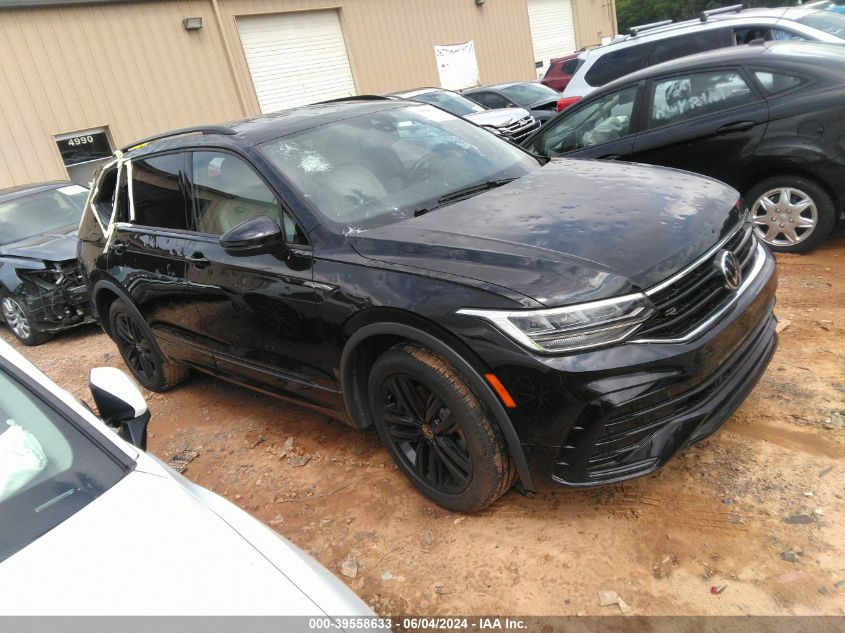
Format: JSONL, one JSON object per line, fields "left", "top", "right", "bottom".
{"left": 628, "top": 19, "right": 674, "bottom": 36}
{"left": 700, "top": 3, "right": 744, "bottom": 21}
{"left": 317, "top": 94, "right": 393, "bottom": 104}
{"left": 120, "top": 125, "right": 236, "bottom": 152}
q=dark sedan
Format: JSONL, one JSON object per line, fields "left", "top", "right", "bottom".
{"left": 521, "top": 41, "right": 845, "bottom": 253}
{"left": 463, "top": 82, "right": 564, "bottom": 123}
{"left": 0, "top": 181, "right": 95, "bottom": 345}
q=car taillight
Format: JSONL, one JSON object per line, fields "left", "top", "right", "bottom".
{"left": 556, "top": 96, "right": 581, "bottom": 112}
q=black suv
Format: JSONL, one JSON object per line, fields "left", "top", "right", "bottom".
{"left": 78, "top": 99, "right": 777, "bottom": 512}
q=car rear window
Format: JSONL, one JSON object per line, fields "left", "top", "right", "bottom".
{"left": 753, "top": 70, "right": 805, "bottom": 95}
{"left": 585, "top": 43, "right": 652, "bottom": 87}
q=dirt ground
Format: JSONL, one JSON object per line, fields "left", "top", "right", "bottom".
{"left": 3, "top": 234, "right": 844, "bottom": 617}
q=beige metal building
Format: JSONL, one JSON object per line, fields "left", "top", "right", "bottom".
{"left": 0, "top": 0, "right": 617, "bottom": 188}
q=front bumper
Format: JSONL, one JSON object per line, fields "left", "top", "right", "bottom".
{"left": 455, "top": 241, "right": 778, "bottom": 490}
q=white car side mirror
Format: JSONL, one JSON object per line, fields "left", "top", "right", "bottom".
{"left": 88, "top": 367, "right": 150, "bottom": 450}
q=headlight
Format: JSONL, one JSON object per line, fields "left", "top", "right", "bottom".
{"left": 457, "top": 293, "right": 654, "bottom": 354}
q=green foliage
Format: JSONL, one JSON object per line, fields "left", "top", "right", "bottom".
{"left": 616, "top": 1, "right": 794, "bottom": 33}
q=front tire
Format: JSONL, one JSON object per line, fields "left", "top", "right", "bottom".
{"left": 108, "top": 300, "right": 188, "bottom": 391}
{"left": 747, "top": 175, "right": 835, "bottom": 253}
{"left": 1, "top": 295, "right": 51, "bottom": 346}
{"left": 368, "top": 344, "right": 516, "bottom": 513}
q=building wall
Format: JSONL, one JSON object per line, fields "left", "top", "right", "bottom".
{"left": 0, "top": 0, "right": 245, "bottom": 187}
{"left": 0, "top": 0, "right": 613, "bottom": 188}
{"left": 572, "top": 0, "right": 617, "bottom": 48}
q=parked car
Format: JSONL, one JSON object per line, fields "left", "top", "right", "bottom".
{"left": 563, "top": 5, "right": 845, "bottom": 101}
{"left": 540, "top": 52, "right": 583, "bottom": 92}
{"left": 78, "top": 99, "right": 777, "bottom": 513}
{"left": 0, "top": 338, "right": 374, "bottom": 617}
{"left": 522, "top": 41, "right": 845, "bottom": 253}
{"left": 387, "top": 87, "right": 539, "bottom": 143}
{"left": 463, "top": 82, "right": 564, "bottom": 123}
{"left": 0, "top": 181, "right": 95, "bottom": 345}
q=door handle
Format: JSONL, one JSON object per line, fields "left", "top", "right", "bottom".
{"left": 111, "top": 239, "right": 127, "bottom": 255}
{"left": 187, "top": 252, "right": 210, "bottom": 269}
{"left": 717, "top": 121, "right": 755, "bottom": 135}
{"left": 600, "top": 154, "right": 622, "bottom": 160}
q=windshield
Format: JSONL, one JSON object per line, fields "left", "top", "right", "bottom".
{"left": 260, "top": 104, "right": 540, "bottom": 231}
{"left": 797, "top": 9, "right": 845, "bottom": 38}
{"left": 500, "top": 83, "right": 559, "bottom": 106}
{"left": 409, "top": 90, "right": 485, "bottom": 116}
{"left": 0, "top": 185, "right": 89, "bottom": 245}
{"left": 0, "top": 366, "right": 127, "bottom": 562}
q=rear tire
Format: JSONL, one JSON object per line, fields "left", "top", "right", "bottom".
{"left": 1, "top": 295, "right": 51, "bottom": 346}
{"left": 368, "top": 344, "right": 516, "bottom": 513}
{"left": 108, "top": 300, "right": 188, "bottom": 391}
{"left": 747, "top": 175, "right": 835, "bottom": 253}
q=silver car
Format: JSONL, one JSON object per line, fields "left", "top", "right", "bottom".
{"left": 388, "top": 87, "right": 540, "bottom": 143}
{"left": 0, "top": 339, "right": 374, "bottom": 617}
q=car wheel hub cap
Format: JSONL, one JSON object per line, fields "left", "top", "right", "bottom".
{"left": 751, "top": 187, "right": 817, "bottom": 246}
{"left": 2, "top": 298, "right": 30, "bottom": 339}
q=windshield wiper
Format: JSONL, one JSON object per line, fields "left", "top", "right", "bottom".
{"left": 413, "top": 178, "right": 517, "bottom": 217}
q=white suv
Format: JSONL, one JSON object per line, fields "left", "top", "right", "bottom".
{"left": 563, "top": 6, "right": 845, "bottom": 99}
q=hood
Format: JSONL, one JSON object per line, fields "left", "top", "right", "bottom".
{"left": 0, "top": 226, "right": 79, "bottom": 262}
{"left": 0, "top": 469, "right": 371, "bottom": 616}
{"left": 529, "top": 96, "right": 560, "bottom": 111}
{"left": 464, "top": 107, "right": 532, "bottom": 128}
{"left": 350, "top": 159, "right": 742, "bottom": 307}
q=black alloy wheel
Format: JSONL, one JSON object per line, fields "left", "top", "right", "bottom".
{"left": 369, "top": 344, "right": 516, "bottom": 513}
{"left": 108, "top": 300, "right": 188, "bottom": 392}
{"left": 382, "top": 373, "right": 473, "bottom": 494}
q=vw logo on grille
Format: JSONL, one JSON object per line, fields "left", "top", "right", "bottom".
{"left": 715, "top": 250, "right": 742, "bottom": 291}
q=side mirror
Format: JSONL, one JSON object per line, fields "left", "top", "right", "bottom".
{"left": 89, "top": 367, "right": 150, "bottom": 451}
{"left": 219, "top": 215, "right": 285, "bottom": 257}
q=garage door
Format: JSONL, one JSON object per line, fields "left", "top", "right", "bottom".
{"left": 237, "top": 10, "right": 356, "bottom": 113}
{"left": 528, "top": 0, "right": 577, "bottom": 78}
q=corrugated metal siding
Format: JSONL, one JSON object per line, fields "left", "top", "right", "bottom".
{"left": 220, "top": 0, "right": 539, "bottom": 112}
{"left": 0, "top": 0, "right": 245, "bottom": 188}
{"left": 0, "top": 0, "right": 614, "bottom": 187}
{"left": 572, "top": 0, "right": 617, "bottom": 48}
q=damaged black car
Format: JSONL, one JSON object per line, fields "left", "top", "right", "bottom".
{"left": 0, "top": 181, "right": 95, "bottom": 345}
{"left": 78, "top": 99, "right": 777, "bottom": 513}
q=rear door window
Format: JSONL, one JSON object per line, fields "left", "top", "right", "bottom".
{"left": 585, "top": 43, "right": 652, "bottom": 87}
{"left": 130, "top": 153, "right": 190, "bottom": 231}
{"left": 752, "top": 70, "right": 805, "bottom": 95}
{"left": 649, "top": 70, "right": 757, "bottom": 128}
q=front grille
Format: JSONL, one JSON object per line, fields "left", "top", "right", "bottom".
{"left": 502, "top": 116, "right": 540, "bottom": 142}
{"left": 638, "top": 224, "right": 757, "bottom": 339}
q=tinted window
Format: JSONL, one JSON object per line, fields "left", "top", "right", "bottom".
{"left": 753, "top": 70, "right": 804, "bottom": 95}
{"left": 0, "top": 367, "right": 127, "bottom": 562}
{"left": 585, "top": 43, "right": 652, "bottom": 87}
{"left": 470, "top": 92, "right": 510, "bottom": 109}
{"left": 131, "top": 153, "right": 189, "bottom": 230}
{"left": 92, "top": 167, "right": 118, "bottom": 225}
{"left": 499, "top": 83, "right": 559, "bottom": 106}
{"left": 650, "top": 29, "right": 732, "bottom": 65}
{"left": 650, "top": 70, "right": 756, "bottom": 127}
{"left": 561, "top": 59, "right": 581, "bottom": 75}
{"left": 260, "top": 104, "right": 539, "bottom": 231}
{"left": 539, "top": 85, "right": 639, "bottom": 155}
{"left": 0, "top": 185, "right": 88, "bottom": 246}
{"left": 410, "top": 90, "right": 485, "bottom": 117}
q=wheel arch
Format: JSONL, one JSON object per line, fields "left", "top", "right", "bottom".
{"left": 91, "top": 278, "right": 146, "bottom": 338}
{"left": 340, "top": 316, "right": 535, "bottom": 492}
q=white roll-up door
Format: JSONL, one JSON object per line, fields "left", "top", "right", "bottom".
{"left": 237, "top": 10, "right": 356, "bottom": 113}
{"left": 528, "top": 0, "right": 577, "bottom": 78}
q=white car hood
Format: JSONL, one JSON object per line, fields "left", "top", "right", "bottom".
{"left": 0, "top": 466, "right": 369, "bottom": 616}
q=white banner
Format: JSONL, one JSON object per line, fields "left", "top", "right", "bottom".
{"left": 434, "top": 40, "right": 480, "bottom": 91}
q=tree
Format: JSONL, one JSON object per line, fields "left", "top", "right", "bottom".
{"left": 616, "top": 0, "right": 794, "bottom": 33}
